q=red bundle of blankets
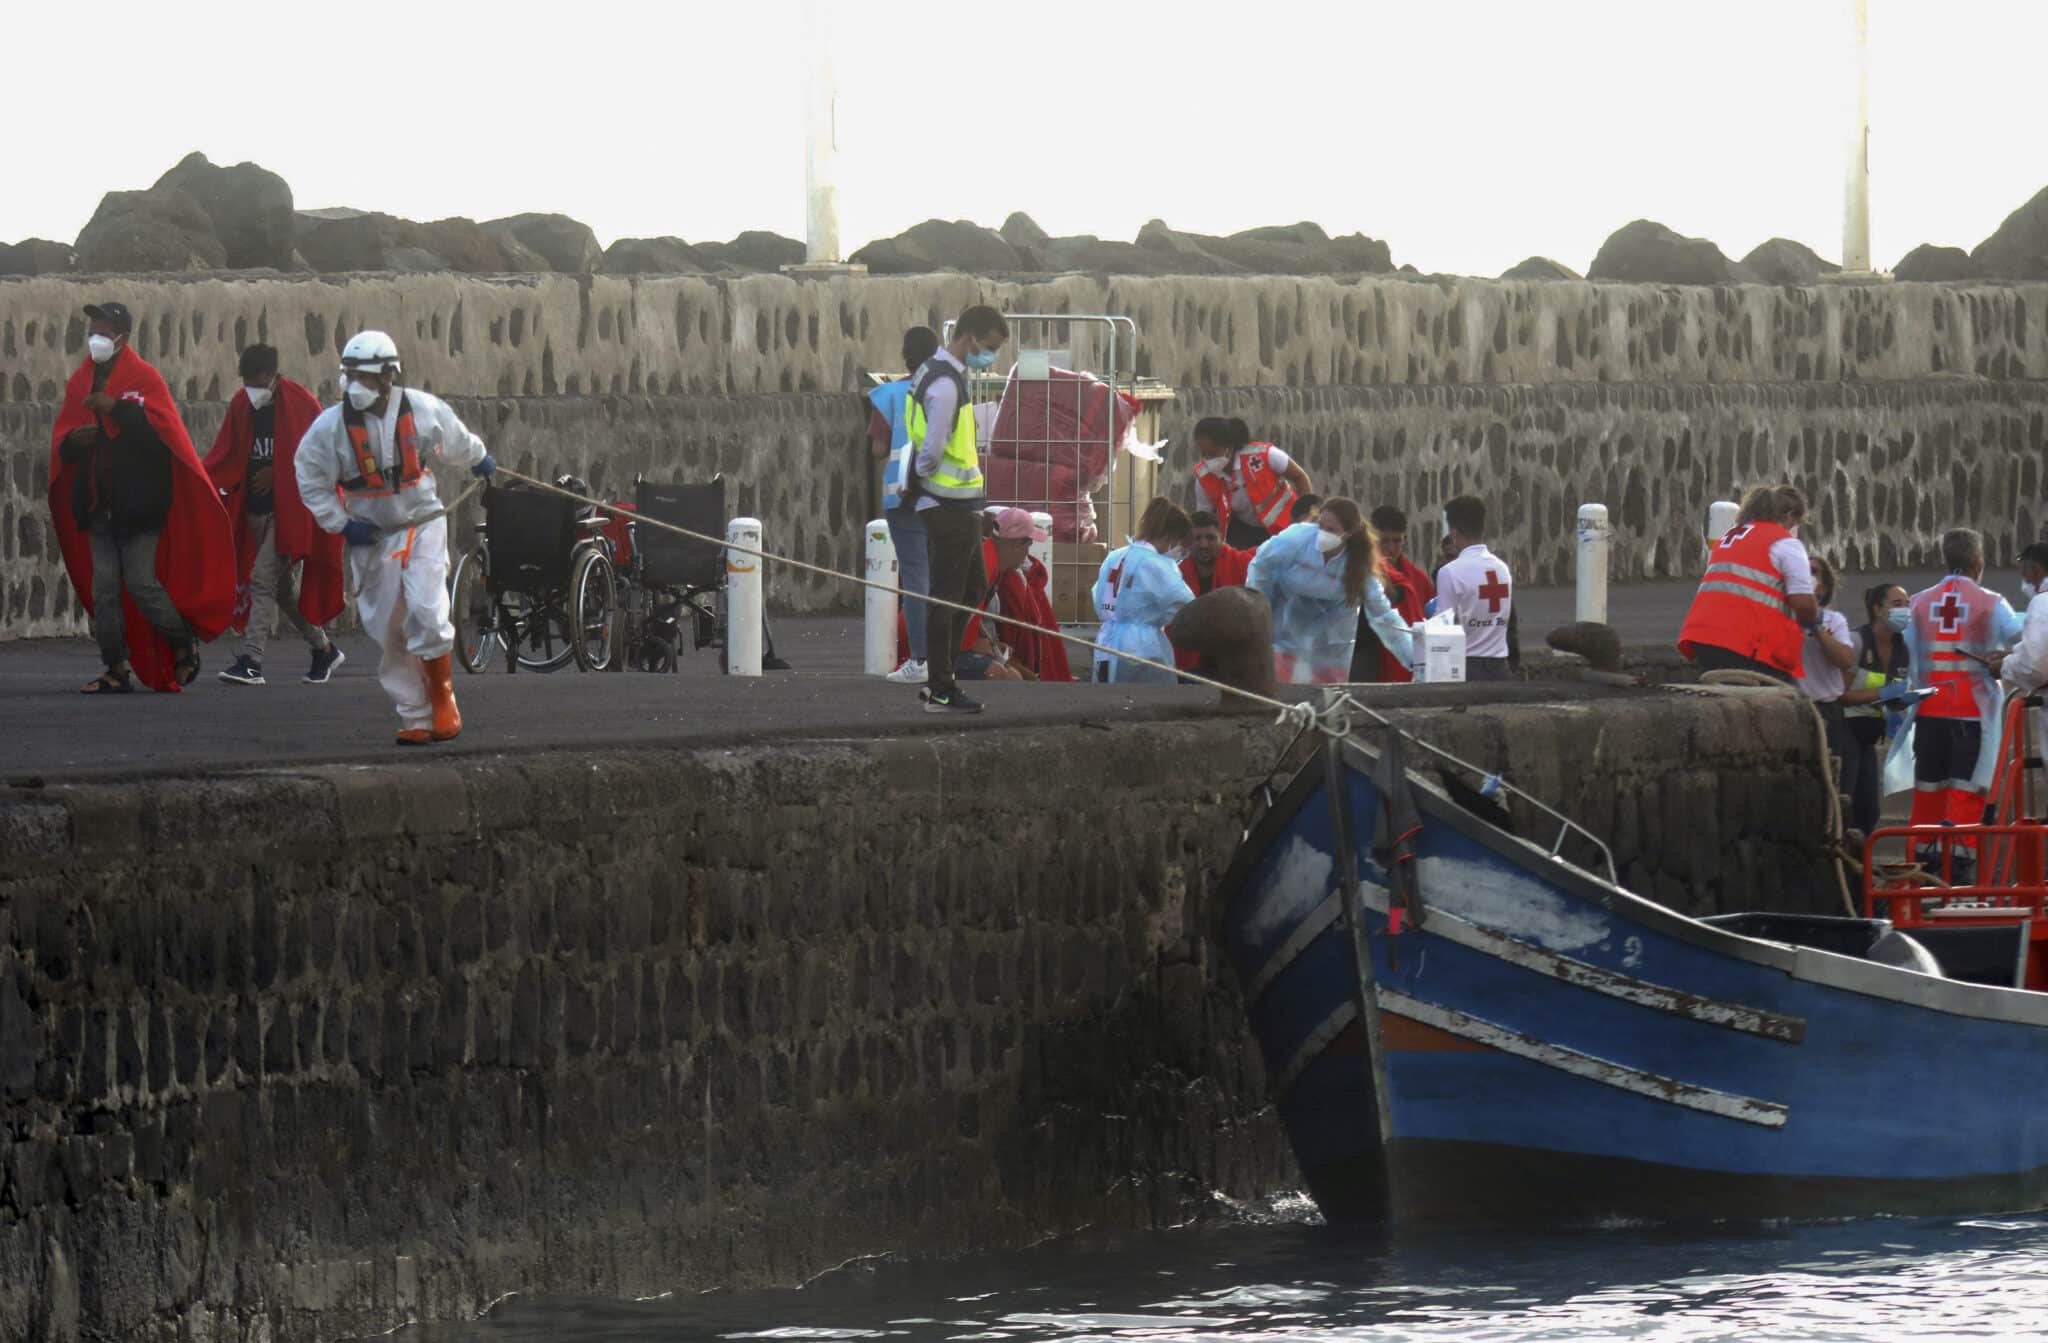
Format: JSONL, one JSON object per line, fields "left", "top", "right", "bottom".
{"left": 982, "top": 368, "right": 1139, "bottom": 543}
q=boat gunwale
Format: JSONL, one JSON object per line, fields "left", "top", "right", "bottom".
{"left": 1219, "top": 729, "right": 2048, "bottom": 1030}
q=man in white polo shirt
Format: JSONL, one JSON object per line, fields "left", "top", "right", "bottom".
{"left": 1435, "top": 495, "right": 1515, "bottom": 682}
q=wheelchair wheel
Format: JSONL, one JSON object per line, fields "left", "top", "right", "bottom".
{"left": 450, "top": 545, "right": 496, "bottom": 674}
{"left": 507, "top": 591, "right": 576, "bottom": 673}
{"left": 570, "top": 549, "right": 618, "bottom": 673}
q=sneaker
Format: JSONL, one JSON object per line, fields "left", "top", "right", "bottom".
{"left": 304, "top": 644, "right": 347, "bottom": 684}
{"left": 923, "top": 688, "right": 985, "bottom": 715}
{"left": 218, "top": 655, "right": 265, "bottom": 686}
{"left": 886, "top": 659, "right": 929, "bottom": 685}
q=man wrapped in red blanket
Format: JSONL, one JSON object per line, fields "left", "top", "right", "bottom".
{"left": 48, "top": 301, "right": 235, "bottom": 693}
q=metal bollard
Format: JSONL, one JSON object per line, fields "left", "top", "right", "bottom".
{"left": 1708, "top": 499, "right": 1739, "bottom": 544}
{"left": 1029, "top": 511, "right": 1054, "bottom": 575}
{"left": 1575, "top": 503, "right": 1611, "bottom": 625}
{"left": 864, "top": 519, "right": 898, "bottom": 675}
{"left": 726, "top": 517, "right": 763, "bottom": 677}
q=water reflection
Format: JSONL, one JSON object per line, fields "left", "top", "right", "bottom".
{"left": 383, "top": 1209, "right": 2048, "bottom": 1342}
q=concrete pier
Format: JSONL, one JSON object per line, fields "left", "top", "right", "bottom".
{"left": 0, "top": 653, "right": 1838, "bottom": 1341}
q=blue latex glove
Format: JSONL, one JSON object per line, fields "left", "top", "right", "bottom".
{"left": 1884, "top": 710, "right": 1906, "bottom": 741}
{"left": 471, "top": 454, "right": 497, "bottom": 479}
{"left": 341, "top": 519, "right": 379, "bottom": 547}
{"left": 1423, "top": 597, "right": 1439, "bottom": 618}
{"left": 1876, "top": 678, "right": 1911, "bottom": 704}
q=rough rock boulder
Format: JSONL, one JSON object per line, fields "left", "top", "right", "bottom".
{"left": 850, "top": 220, "right": 1022, "bottom": 274}
{"left": 484, "top": 213, "right": 604, "bottom": 272}
{"left": 1970, "top": 185, "right": 2048, "bottom": 278}
{"left": 0, "top": 239, "right": 73, "bottom": 275}
{"left": 602, "top": 237, "right": 717, "bottom": 274}
{"left": 695, "top": 232, "right": 804, "bottom": 271}
{"left": 74, "top": 186, "right": 226, "bottom": 272}
{"left": 154, "top": 152, "right": 294, "bottom": 269}
{"left": 1587, "top": 219, "right": 1746, "bottom": 285}
{"left": 1500, "top": 255, "right": 1580, "bottom": 281}
{"left": 1740, "top": 238, "right": 1840, "bottom": 286}
{"left": 1893, "top": 244, "right": 1979, "bottom": 282}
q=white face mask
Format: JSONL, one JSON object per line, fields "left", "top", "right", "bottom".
{"left": 345, "top": 380, "right": 381, "bottom": 412}
{"left": 1166, "top": 546, "right": 1188, "bottom": 564}
{"left": 244, "top": 385, "right": 273, "bottom": 410}
{"left": 2023, "top": 578, "right": 2040, "bottom": 601}
{"left": 87, "top": 334, "right": 117, "bottom": 364}
{"left": 1315, "top": 529, "right": 1345, "bottom": 556}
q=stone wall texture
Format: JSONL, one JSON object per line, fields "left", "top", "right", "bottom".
{"left": 6, "top": 273, "right": 2047, "bottom": 401}
{"left": 0, "top": 691, "right": 1834, "bottom": 1342}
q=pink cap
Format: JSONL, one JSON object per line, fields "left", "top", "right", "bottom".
{"left": 993, "top": 507, "right": 1049, "bottom": 542}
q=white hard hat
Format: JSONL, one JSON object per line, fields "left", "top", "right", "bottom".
{"left": 340, "top": 329, "right": 401, "bottom": 376}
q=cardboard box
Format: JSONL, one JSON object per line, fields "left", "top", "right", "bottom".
{"left": 1048, "top": 541, "right": 1109, "bottom": 625}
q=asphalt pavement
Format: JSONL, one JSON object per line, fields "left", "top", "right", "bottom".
{"left": 2, "top": 570, "right": 2017, "bottom": 782}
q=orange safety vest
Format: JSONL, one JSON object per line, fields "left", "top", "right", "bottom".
{"left": 341, "top": 394, "right": 424, "bottom": 497}
{"left": 1678, "top": 521, "right": 1803, "bottom": 677}
{"left": 1911, "top": 575, "right": 1997, "bottom": 720}
{"left": 1194, "top": 444, "right": 1297, "bottom": 537}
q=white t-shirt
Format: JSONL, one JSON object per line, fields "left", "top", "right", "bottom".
{"left": 1206, "top": 447, "right": 1292, "bottom": 518}
{"left": 1769, "top": 537, "right": 1815, "bottom": 596}
{"left": 1436, "top": 544, "right": 1514, "bottom": 659}
{"left": 1800, "top": 607, "right": 1852, "bottom": 701}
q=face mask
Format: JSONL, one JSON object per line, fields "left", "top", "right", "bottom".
{"left": 1315, "top": 529, "right": 1345, "bottom": 556}
{"left": 965, "top": 346, "right": 997, "bottom": 371}
{"left": 1166, "top": 546, "right": 1188, "bottom": 564}
{"left": 1886, "top": 607, "right": 1911, "bottom": 632}
{"left": 87, "top": 334, "right": 117, "bottom": 364}
{"left": 345, "top": 381, "right": 381, "bottom": 411}
{"left": 2023, "top": 579, "right": 2040, "bottom": 601}
{"left": 245, "top": 385, "right": 273, "bottom": 410}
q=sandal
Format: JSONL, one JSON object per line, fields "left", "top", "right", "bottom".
{"left": 173, "top": 643, "right": 202, "bottom": 687}
{"left": 82, "top": 670, "right": 134, "bottom": 695}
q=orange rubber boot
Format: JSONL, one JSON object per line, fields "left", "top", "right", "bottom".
{"left": 424, "top": 654, "right": 462, "bottom": 740}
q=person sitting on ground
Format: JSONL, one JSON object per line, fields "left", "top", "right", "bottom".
{"left": 49, "top": 300, "right": 236, "bottom": 693}
{"left": 1885, "top": 527, "right": 2025, "bottom": 879}
{"left": 1351, "top": 504, "right": 1435, "bottom": 682}
{"left": 1093, "top": 496, "right": 1196, "bottom": 684}
{"left": 1677, "top": 483, "right": 1817, "bottom": 685}
{"left": 1173, "top": 509, "right": 1256, "bottom": 675}
{"left": 1839, "top": 581, "right": 1912, "bottom": 838}
{"left": 1248, "top": 496, "right": 1412, "bottom": 685}
{"left": 1435, "top": 495, "right": 1517, "bottom": 682}
{"left": 1288, "top": 492, "right": 1324, "bottom": 525}
{"left": 894, "top": 508, "right": 1071, "bottom": 682}
{"left": 1191, "top": 416, "right": 1314, "bottom": 549}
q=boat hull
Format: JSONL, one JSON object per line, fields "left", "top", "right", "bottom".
{"left": 1221, "top": 737, "right": 2048, "bottom": 1225}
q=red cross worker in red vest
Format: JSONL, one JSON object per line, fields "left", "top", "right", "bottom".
{"left": 1678, "top": 484, "right": 1819, "bottom": 683}
{"left": 294, "top": 331, "right": 496, "bottom": 744}
{"left": 1190, "top": 417, "right": 1313, "bottom": 550}
{"left": 1435, "top": 495, "right": 1517, "bottom": 682}
{"left": 1886, "top": 527, "right": 2026, "bottom": 878}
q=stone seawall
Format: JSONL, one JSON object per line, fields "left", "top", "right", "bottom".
{"left": 0, "top": 691, "right": 1833, "bottom": 1342}
{"left": 5, "top": 272, "right": 2045, "bottom": 401}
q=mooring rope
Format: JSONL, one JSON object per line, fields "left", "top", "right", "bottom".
{"left": 491, "top": 465, "right": 1340, "bottom": 736}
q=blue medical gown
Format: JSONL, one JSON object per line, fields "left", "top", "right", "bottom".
{"left": 1247, "top": 523, "right": 1414, "bottom": 681}
{"left": 1092, "top": 541, "right": 1195, "bottom": 684}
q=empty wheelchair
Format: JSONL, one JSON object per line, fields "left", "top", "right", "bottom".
{"left": 612, "top": 475, "right": 731, "bottom": 673}
{"left": 450, "top": 474, "right": 619, "bottom": 673}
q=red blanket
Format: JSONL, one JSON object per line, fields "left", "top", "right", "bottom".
{"left": 1173, "top": 545, "right": 1255, "bottom": 671}
{"left": 1375, "top": 553, "right": 1435, "bottom": 682}
{"left": 202, "top": 377, "right": 344, "bottom": 631}
{"left": 48, "top": 348, "right": 236, "bottom": 690}
{"left": 893, "top": 543, "right": 1072, "bottom": 681}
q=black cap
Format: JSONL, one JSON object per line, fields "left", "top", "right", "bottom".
{"left": 83, "top": 302, "right": 133, "bottom": 332}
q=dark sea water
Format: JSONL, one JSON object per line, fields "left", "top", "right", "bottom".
{"left": 385, "top": 1199, "right": 2048, "bottom": 1342}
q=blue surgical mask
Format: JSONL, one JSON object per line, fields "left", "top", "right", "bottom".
{"left": 1886, "top": 607, "right": 1911, "bottom": 632}
{"left": 966, "top": 347, "right": 997, "bottom": 371}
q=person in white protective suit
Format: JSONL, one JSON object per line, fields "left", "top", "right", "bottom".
{"left": 1248, "top": 496, "right": 1414, "bottom": 685}
{"left": 1092, "top": 496, "right": 1197, "bottom": 684}
{"left": 1995, "top": 542, "right": 2048, "bottom": 757}
{"left": 294, "top": 331, "right": 495, "bottom": 743}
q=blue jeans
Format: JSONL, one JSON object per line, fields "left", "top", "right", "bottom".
{"left": 886, "top": 507, "right": 931, "bottom": 662}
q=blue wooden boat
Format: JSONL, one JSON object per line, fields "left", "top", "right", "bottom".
{"left": 1219, "top": 697, "right": 2048, "bottom": 1225}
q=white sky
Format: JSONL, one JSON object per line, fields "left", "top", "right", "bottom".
{"left": 8, "top": 0, "right": 2045, "bottom": 277}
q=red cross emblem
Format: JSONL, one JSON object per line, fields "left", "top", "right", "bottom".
{"left": 1719, "top": 524, "right": 1753, "bottom": 549}
{"left": 1478, "top": 570, "right": 1511, "bottom": 614}
{"left": 1107, "top": 562, "right": 1125, "bottom": 597}
{"left": 1934, "top": 589, "right": 1969, "bottom": 635}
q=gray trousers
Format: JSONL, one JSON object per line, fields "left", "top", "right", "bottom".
{"left": 87, "top": 518, "right": 187, "bottom": 669}
{"left": 239, "top": 512, "right": 329, "bottom": 661}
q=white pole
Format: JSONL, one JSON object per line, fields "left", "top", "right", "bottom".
{"left": 1708, "top": 499, "right": 1740, "bottom": 543}
{"left": 1843, "top": 0, "right": 1871, "bottom": 272}
{"left": 864, "top": 519, "right": 898, "bottom": 675}
{"left": 1029, "top": 511, "right": 1054, "bottom": 575}
{"left": 802, "top": 0, "right": 841, "bottom": 265}
{"left": 1575, "top": 503, "right": 1611, "bottom": 625}
{"left": 726, "top": 517, "right": 764, "bottom": 676}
